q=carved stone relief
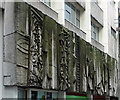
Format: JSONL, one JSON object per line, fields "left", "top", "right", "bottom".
{"left": 58, "top": 27, "right": 71, "bottom": 91}
{"left": 29, "top": 8, "right": 44, "bottom": 87}
{"left": 13, "top": 4, "right": 118, "bottom": 97}
{"left": 16, "top": 32, "right": 29, "bottom": 86}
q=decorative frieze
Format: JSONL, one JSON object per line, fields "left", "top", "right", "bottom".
{"left": 3, "top": 3, "right": 118, "bottom": 97}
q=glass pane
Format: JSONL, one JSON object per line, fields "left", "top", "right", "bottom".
{"left": 76, "top": 9, "right": 80, "bottom": 27}
{"left": 93, "top": 32, "right": 96, "bottom": 40}
{"left": 76, "top": 19, "right": 80, "bottom": 28}
{"left": 18, "top": 90, "right": 24, "bottom": 98}
{"left": 76, "top": 9, "right": 80, "bottom": 20}
{"left": 31, "top": 91, "right": 38, "bottom": 100}
{"left": 111, "top": 28, "right": 116, "bottom": 38}
{"left": 70, "top": 4, "right": 75, "bottom": 24}
{"left": 91, "top": 27, "right": 94, "bottom": 38}
{"left": 46, "top": 92, "right": 52, "bottom": 100}
{"left": 91, "top": 21, "right": 99, "bottom": 41}
{"left": 52, "top": 92, "right": 58, "bottom": 100}
{"left": 44, "top": 0, "right": 51, "bottom": 6}
{"left": 18, "top": 89, "right": 27, "bottom": 100}
{"left": 37, "top": 91, "right": 45, "bottom": 99}
{"left": 65, "top": 10, "right": 70, "bottom": 21}
{"left": 95, "top": 27, "right": 99, "bottom": 41}
{"left": 91, "top": 22, "right": 94, "bottom": 39}
{"left": 45, "top": 2, "right": 51, "bottom": 6}
{"left": 65, "top": 2, "right": 71, "bottom": 13}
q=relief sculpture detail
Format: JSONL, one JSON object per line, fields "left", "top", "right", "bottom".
{"left": 29, "top": 8, "right": 43, "bottom": 87}
{"left": 14, "top": 4, "right": 118, "bottom": 96}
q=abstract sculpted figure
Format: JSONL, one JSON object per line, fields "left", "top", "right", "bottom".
{"left": 29, "top": 8, "right": 43, "bottom": 87}
{"left": 59, "top": 28, "right": 71, "bottom": 90}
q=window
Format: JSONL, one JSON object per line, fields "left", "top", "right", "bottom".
{"left": 65, "top": 2, "right": 80, "bottom": 28}
{"left": 18, "top": 89, "right": 27, "bottom": 100}
{"left": 31, "top": 91, "right": 58, "bottom": 100}
{"left": 91, "top": 22, "right": 99, "bottom": 41}
{"left": 111, "top": 27, "right": 116, "bottom": 38}
{"left": 40, "top": 0, "right": 51, "bottom": 7}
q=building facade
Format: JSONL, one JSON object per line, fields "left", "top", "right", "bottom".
{"left": 0, "top": 0, "right": 119, "bottom": 99}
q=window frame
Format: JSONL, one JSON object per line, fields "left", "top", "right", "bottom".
{"left": 91, "top": 21, "right": 99, "bottom": 41}
{"left": 111, "top": 27, "right": 116, "bottom": 39}
{"left": 65, "top": 2, "right": 80, "bottom": 28}
{"left": 18, "top": 88, "right": 27, "bottom": 99}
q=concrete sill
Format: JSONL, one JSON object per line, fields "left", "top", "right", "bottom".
{"left": 91, "top": 38, "right": 104, "bottom": 52}
{"left": 65, "top": 19, "right": 86, "bottom": 40}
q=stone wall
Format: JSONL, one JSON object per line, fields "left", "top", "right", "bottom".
{"left": 3, "top": 2, "right": 118, "bottom": 97}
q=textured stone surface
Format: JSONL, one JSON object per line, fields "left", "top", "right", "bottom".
{"left": 4, "top": 33, "right": 16, "bottom": 63}
{"left": 3, "top": 3, "right": 118, "bottom": 97}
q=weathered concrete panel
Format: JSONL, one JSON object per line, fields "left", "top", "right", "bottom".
{"left": 14, "top": 2, "right": 28, "bottom": 33}
{"left": 3, "top": 3, "right": 118, "bottom": 97}
{"left": 16, "top": 32, "right": 29, "bottom": 86}
{"left": 4, "top": 33, "right": 16, "bottom": 63}
{"left": 16, "top": 66, "right": 28, "bottom": 86}
{"left": 3, "top": 62, "right": 16, "bottom": 86}
{"left": 4, "top": 2, "right": 15, "bottom": 35}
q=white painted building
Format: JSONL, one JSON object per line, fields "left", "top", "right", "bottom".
{"left": 0, "top": 0, "right": 119, "bottom": 99}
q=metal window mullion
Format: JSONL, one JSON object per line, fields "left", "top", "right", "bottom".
{"left": 75, "top": 8, "right": 76, "bottom": 27}
{"left": 76, "top": 9, "right": 80, "bottom": 28}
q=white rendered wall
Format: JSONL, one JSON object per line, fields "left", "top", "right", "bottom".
{"left": 100, "top": 1, "right": 109, "bottom": 54}
{"left": 2, "top": 2, "right": 18, "bottom": 99}
{"left": 97, "top": 1, "right": 118, "bottom": 59}
{"left": 107, "top": 1, "right": 118, "bottom": 59}
{"left": 80, "top": 0, "right": 91, "bottom": 42}
{"left": 51, "top": 0, "right": 65, "bottom": 25}
{"left": 0, "top": 3, "right": 18, "bottom": 99}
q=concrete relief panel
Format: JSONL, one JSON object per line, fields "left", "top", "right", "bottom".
{"left": 57, "top": 26, "right": 71, "bottom": 91}
{"left": 86, "top": 43, "right": 94, "bottom": 92}
{"left": 3, "top": 3, "right": 118, "bottom": 97}
{"left": 43, "top": 15, "right": 57, "bottom": 89}
{"left": 79, "top": 38, "right": 86, "bottom": 92}
{"left": 16, "top": 32, "right": 29, "bottom": 86}
{"left": 29, "top": 7, "right": 58, "bottom": 90}
{"left": 29, "top": 7, "right": 44, "bottom": 87}
{"left": 75, "top": 35, "right": 81, "bottom": 92}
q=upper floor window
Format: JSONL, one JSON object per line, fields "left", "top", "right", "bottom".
{"left": 65, "top": 2, "right": 80, "bottom": 28}
{"left": 111, "top": 27, "right": 116, "bottom": 39}
{"left": 91, "top": 21, "right": 99, "bottom": 41}
{"left": 40, "top": 0, "right": 51, "bottom": 7}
